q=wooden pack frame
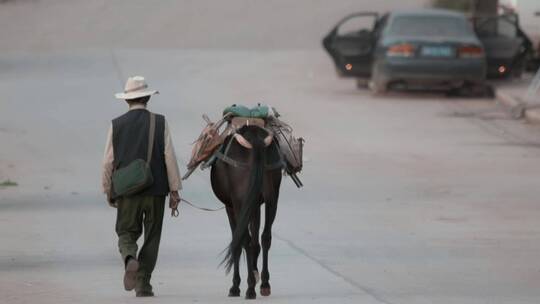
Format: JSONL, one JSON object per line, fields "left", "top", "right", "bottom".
{"left": 183, "top": 109, "right": 305, "bottom": 188}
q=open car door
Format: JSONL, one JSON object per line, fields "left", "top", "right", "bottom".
{"left": 323, "top": 12, "right": 379, "bottom": 78}
{"left": 474, "top": 14, "right": 533, "bottom": 78}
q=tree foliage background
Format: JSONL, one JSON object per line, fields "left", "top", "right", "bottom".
{"left": 432, "top": 0, "right": 474, "bottom": 13}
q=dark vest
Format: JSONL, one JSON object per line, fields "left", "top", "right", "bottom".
{"left": 112, "top": 109, "right": 169, "bottom": 197}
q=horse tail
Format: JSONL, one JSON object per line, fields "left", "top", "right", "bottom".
{"left": 221, "top": 137, "right": 266, "bottom": 274}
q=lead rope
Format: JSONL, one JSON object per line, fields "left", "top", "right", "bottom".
{"left": 171, "top": 198, "right": 225, "bottom": 217}
{"left": 182, "top": 198, "right": 225, "bottom": 211}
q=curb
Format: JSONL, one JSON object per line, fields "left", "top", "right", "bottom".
{"left": 495, "top": 90, "right": 524, "bottom": 109}
{"left": 496, "top": 90, "right": 527, "bottom": 119}
{"left": 495, "top": 89, "right": 540, "bottom": 123}
{"left": 524, "top": 107, "right": 540, "bottom": 124}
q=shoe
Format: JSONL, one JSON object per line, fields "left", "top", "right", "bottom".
{"left": 123, "top": 258, "right": 139, "bottom": 291}
{"left": 136, "top": 290, "right": 155, "bottom": 297}
{"left": 135, "top": 273, "right": 154, "bottom": 297}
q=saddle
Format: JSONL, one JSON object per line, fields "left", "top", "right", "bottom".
{"left": 183, "top": 105, "right": 304, "bottom": 187}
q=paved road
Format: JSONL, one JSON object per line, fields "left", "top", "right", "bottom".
{"left": 2, "top": 48, "right": 540, "bottom": 304}
{"left": 2, "top": 1, "right": 540, "bottom": 304}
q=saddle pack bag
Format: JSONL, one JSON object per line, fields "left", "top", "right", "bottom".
{"left": 183, "top": 114, "right": 231, "bottom": 180}
{"left": 112, "top": 113, "right": 155, "bottom": 197}
{"left": 187, "top": 122, "right": 223, "bottom": 170}
{"left": 268, "top": 115, "right": 304, "bottom": 174}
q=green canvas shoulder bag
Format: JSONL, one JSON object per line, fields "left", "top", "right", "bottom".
{"left": 112, "top": 113, "right": 156, "bottom": 197}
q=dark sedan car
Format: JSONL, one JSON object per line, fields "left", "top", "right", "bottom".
{"left": 324, "top": 9, "right": 487, "bottom": 93}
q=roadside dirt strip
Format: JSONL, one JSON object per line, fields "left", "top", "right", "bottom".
{"left": 496, "top": 88, "right": 540, "bottom": 123}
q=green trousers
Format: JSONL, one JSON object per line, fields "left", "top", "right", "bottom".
{"left": 115, "top": 195, "right": 165, "bottom": 285}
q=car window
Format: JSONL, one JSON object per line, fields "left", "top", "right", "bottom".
{"left": 476, "top": 18, "right": 517, "bottom": 38}
{"left": 388, "top": 15, "right": 472, "bottom": 37}
{"left": 337, "top": 15, "right": 377, "bottom": 37}
{"left": 497, "top": 19, "right": 517, "bottom": 38}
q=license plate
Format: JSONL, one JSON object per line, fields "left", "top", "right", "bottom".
{"left": 421, "top": 46, "right": 454, "bottom": 57}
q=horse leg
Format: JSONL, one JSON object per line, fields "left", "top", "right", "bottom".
{"left": 243, "top": 232, "right": 257, "bottom": 299}
{"left": 249, "top": 207, "right": 261, "bottom": 285}
{"left": 260, "top": 200, "right": 278, "bottom": 296}
{"left": 226, "top": 207, "right": 241, "bottom": 297}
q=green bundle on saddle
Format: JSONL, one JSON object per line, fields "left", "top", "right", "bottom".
{"left": 223, "top": 104, "right": 269, "bottom": 119}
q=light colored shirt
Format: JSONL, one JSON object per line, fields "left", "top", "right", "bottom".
{"left": 101, "top": 104, "right": 182, "bottom": 194}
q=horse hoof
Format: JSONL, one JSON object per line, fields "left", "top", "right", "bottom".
{"left": 228, "top": 287, "right": 240, "bottom": 297}
{"left": 260, "top": 287, "right": 271, "bottom": 296}
{"left": 245, "top": 289, "right": 257, "bottom": 300}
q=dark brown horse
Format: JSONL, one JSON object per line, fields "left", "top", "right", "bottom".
{"left": 210, "top": 125, "right": 283, "bottom": 299}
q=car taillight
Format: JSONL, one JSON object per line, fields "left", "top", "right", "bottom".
{"left": 458, "top": 45, "right": 484, "bottom": 58}
{"left": 386, "top": 43, "right": 416, "bottom": 57}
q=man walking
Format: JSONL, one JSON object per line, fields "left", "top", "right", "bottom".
{"left": 102, "top": 76, "right": 182, "bottom": 297}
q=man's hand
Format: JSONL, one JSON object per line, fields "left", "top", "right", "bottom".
{"left": 107, "top": 192, "right": 117, "bottom": 208}
{"left": 169, "top": 191, "right": 181, "bottom": 217}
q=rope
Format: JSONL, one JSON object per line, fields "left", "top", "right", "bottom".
{"left": 182, "top": 198, "right": 225, "bottom": 212}
{"left": 175, "top": 154, "right": 225, "bottom": 211}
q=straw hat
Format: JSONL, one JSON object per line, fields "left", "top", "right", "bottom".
{"left": 115, "top": 76, "right": 159, "bottom": 100}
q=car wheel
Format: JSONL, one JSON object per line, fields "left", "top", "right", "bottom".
{"left": 356, "top": 78, "right": 369, "bottom": 89}
{"left": 511, "top": 55, "right": 527, "bottom": 78}
{"left": 369, "top": 63, "right": 388, "bottom": 94}
{"left": 368, "top": 79, "right": 387, "bottom": 94}
{"left": 450, "top": 83, "right": 494, "bottom": 98}
{"left": 511, "top": 63, "right": 523, "bottom": 78}
{"left": 335, "top": 66, "right": 345, "bottom": 78}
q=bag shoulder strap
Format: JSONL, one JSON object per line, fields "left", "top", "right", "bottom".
{"left": 147, "top": 112, "right": 156, "bottom": 163}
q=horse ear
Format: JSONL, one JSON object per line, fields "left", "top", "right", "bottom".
{"left": 234, "top": 134, "right": 253, "bottom": 149}
{"left": 264, "top": 134, "right": 273, "bottom": 147}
